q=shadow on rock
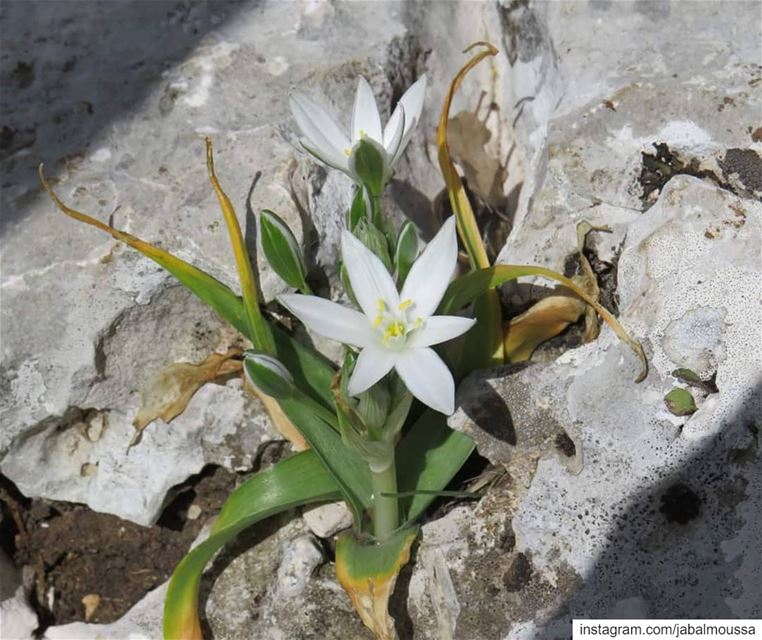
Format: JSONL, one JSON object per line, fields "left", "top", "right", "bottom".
{"left": 1, "top": 0, "right": 257, "bottom": 234}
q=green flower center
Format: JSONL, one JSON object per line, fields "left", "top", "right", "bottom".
{"left": 373, "top": 299, "right": 422, "bottom": 347}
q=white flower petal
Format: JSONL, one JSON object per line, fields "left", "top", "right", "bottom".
{"left": 351, "top": 77, "right": 383, "bottom": 144}
{"left": 395, "top": 347, "right": 455, "bottom": 415}
{"left": 383, "top": 106, "right": 406, "bottom": 170}
{"left": 388, "top": 74, "right": 426, "bottom": 165}
{"left": 347, "top": 346, "right": 397, "bottom": 396}
{"left": 398, "top": 75, "right": 426, "bottom": 140}
{"left": 382, "top": 103, "right": 404, "bottom": 150}
{"left": 290, "top": 93, "right": 350, "bottom": 164}
{"left": 389, "top": 121, "right": 415, "bottom": 167}
{"left": 300, "top": 137, "right": 349, "bottom": 174}
{"left": 401, "top": 216, "right": 458, "bottom": 318}
{"left": 406, "top": 316, "right": 476, "bottom": 349}
{"left": 341, "top": 229, "right": 400, "bottom": 318}
{"left": 278, "top": 294, "right": 374, "bottom": 348}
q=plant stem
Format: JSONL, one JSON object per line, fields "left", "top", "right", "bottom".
{"left": 370, "top": 193, "right": 382, "bottom": 229}
{"left": 371, "top": 455, "right": 399, "bottom": 542}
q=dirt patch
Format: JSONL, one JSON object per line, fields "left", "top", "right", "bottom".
{"left": 639, "top": 142, "right": 740, "bottom": 208}
{"left": 0, "top": 465, "right": 241, "bottom": 631}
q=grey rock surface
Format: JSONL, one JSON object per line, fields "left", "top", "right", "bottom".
{"left": 0, "top": 587, "right": 39, "bottom": 640}
{"left": 0, "top": 0, "right": 417, "bottom": 524}
{"left": 2, "top": 0, "right": 761, "bottom": 638}
{"left": 434, "top": 0, "right": 762, "bottom": 636}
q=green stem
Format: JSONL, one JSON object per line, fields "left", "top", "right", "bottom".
{"left": 371, "top": 455, "right": 399, "bottom": 542}
{"left": 370, "top": 192, "right": 382, "bottom": 229}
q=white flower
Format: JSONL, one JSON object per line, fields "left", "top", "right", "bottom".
{"left": 289, "top": 75, "right": 426, "bottom": 187}
{"left": 278, "top": 216, "right": 474, "bottom": 415}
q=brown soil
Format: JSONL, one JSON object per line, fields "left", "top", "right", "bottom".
{"left": 0, "top": 465, "right": 242, "bottom": 631}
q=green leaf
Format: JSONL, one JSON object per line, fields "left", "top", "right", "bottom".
{"left": 40, "top": 164, "right": 252, "bottom": 338}
{"left": 457, "top": 291, "right": 505, "bottom": 374}
{"left": 259, "top": 209, "right": 310, "bottom": 293}
{"left": 672, "top": 368, "right": 703, "bottom": 385}
{"left": 163, "top": 450, "right": 341, "bottom": 640}
{"left": 440, "top": 264, "right": 649, "bottom": 382}
{"left": 394, "top": 220, "right": 418, "bottom": 287}
{"left": 436, "top": 42, "right": 497, "bottom": 272}
{"left": 41, "top": 165, "right": 338, "bottom": 409}
{"left": 397, "top": 410, "right": 475, "bottom": 523}
{"left": 271, "top": 325, "right": 335, "bottom": 409}
{"left": 664, "top": 388, "right": 697, "bottom": 416}
{"left": 278, "top": 388, "right": 373, "bottom": 525}
{"left": 435, "top": 43, "right": 504, "bottom": 368}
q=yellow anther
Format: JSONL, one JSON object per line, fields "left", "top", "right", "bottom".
{"left": 414, "top": 317, "right": 423, "bottom": 329}
{"left": 377, "top": 299, "right": 386, "bottom": 312}
{"left": 398, "top": 299, "right": 413, "bottom": 311}
{"left": 373, "top": 315, "right": 383, "bottom": 328}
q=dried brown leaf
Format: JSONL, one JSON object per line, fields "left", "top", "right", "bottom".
{"left": 504, "top": 221, "right": 611, "bottom": 362}
{"left": 131, "top": 349, "right": 243, "bottom": 446}
{"left": 504, "top": 295, "right": 587, "bottom": 362}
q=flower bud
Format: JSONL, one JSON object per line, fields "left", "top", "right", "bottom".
{"left": 393, "top": 220, "right": 418, "bottom": 286}
{"left": 243, "top": 351, "right": 294, "bottom": 399}
{"left": 347, "top": 186, "right": 370, "bottom": 231}
{"left": 259, "top": 209, "right": 309, "bottom": 292}
{"left": 353, "top": 218, "right": 393, "bottom": 271}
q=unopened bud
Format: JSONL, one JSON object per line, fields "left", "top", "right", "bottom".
{"left": 243, "top": 351, "right": 294, "bottom": 399}
{"left": 259, "top": 209, "right": 309, "bottom": 292}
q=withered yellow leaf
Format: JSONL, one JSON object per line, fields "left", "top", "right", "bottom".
{"left": 131, "top": 349, "right": 243, "bottom": 446}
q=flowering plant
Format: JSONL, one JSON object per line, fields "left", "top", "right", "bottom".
{"left": 41, "top": 42, "right": 644, "bottom": 640}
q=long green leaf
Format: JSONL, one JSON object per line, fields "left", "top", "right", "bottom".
{"left": 278, "top": 391, "right": 373, "bottom": 524}
{"left": 397, "top": 410, "right": 475, "bottom": 523}
{"left": 440, "top": 264, "right": 648, "bottom": 381}
{"left": 163, "top": 450, "right": 341, "bottom": 640}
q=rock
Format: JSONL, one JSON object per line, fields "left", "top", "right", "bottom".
{"left": 406, "top": 490, "right": 583, "bottom": 640}
{"left": 0, "top": 0, "right": 417, "bottom": 525}
{"left": 444, "top": 108, "right": 761, "bottom": 640}
{"left": 302, "top": 500, "right": 354, "bottom": 539}
{"left": 428, "top": 0, "right": 761, "bottom": 636}
{"left": 3, "top": 0, "right": 761, "bottom": 636}
{"left": 204, "top": 515, "right": 370, "bottom": 640}
{"left": 1, "top": 588, "right": 39, "bottom": 640}
{"left": 274, "top": 534, "right": 324, "bottom": 598}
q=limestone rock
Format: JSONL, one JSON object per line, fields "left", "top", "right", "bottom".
{"left": 204, "top": 516, "right": 370, "bottom": 640}
{"left": 0, "top": 588, "right": 39, "bottom": 640}
{"left": 302, "top": 500, "right": 354, "bottom": 539}
{"left": 0, "top": 0, "right": 417, "bottom": 525}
